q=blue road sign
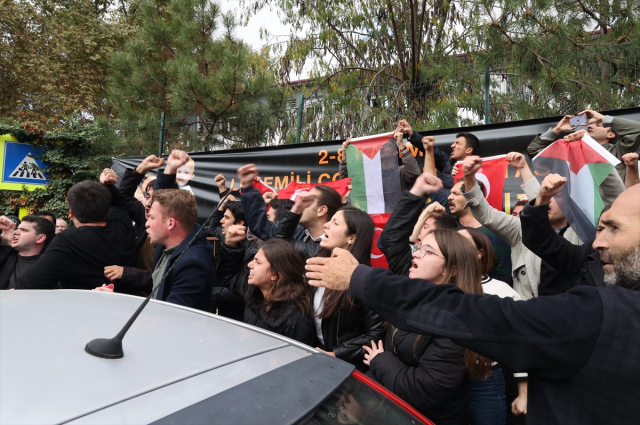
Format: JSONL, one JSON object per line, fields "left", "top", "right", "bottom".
{"left": 2, "top": 142, "right": 49, "bottom": 185}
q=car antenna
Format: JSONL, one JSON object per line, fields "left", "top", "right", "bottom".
{"left": 84, "top": 190, "right": 233, "bottom": 359}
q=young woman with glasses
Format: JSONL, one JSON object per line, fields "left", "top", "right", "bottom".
{"left": 362, "top": 229, "right": 489, "bottom": 425}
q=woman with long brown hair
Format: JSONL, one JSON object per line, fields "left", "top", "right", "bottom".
{"left": 277, "top": 196, "right": 385, "bottom": 370}
{"left": 217, "top": 225, "right": 316, "bottom": 345}
{"left": 362, "top": 229, "right": 487, "bottom": 425}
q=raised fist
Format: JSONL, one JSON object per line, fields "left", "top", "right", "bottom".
{"left": 393, "top": 130, "right": 405, "bottom": 148}
{"left": 263, "top": 191, "right": 277, "bottom": 204}
{"left": 410, "top": 173, "right": 444, "bottom": 197}
{"left": 136, "top": 155, "right": 165, "bottom": 174}
{"left": 421, "top": 136, "right": 435, "bottom": 150}
{"left": 165, "top": 150, "right": 190, "bottom": 174}
{"left": 293, "top": 191, "right": 317, "bottom": 212}
{"left": 538, "top": 173, "right": 567, "bottom": 202}
{"left": 225, "top": 224, "right": 247, "bottom": 246}
{"left": 622, "top": 152, "right": 639, "bottom": 167}
{"left": 0, "top": 216, "right": 17, "bottom": 232}
{"left": 563, "top": 129, "right": 586, "bottom": 143}
{"left": 506, "top": 152, "right": 527, "bottom": 170}
{"left": 100, "top": 168, "right": 118, "bottom": 185}
{"left": 237, "top": 164, "right": 259, "bottom": 188}
{"left": 462, "top": 156, "right": 483, "bottom": 177}
{"left": 425, "top": 201, "right": 446, "bottom": 217}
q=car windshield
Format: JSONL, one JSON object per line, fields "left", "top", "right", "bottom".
{"left": 301, "top": 375, "right": 424, "bottom": 425}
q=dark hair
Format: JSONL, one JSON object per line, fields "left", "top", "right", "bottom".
{"left": 318, "top": 206, "right": 374, "bottom": 319}
{"left": 260, "top": 239, "right": 313, "bottom": 315}
{"left": 144, "top": 178, "right": 157, "bottom": 193}
{"left": 314, "top": 185, "right": 342, "bottom": 221}
{"left": 67, "top": 181, "right": 112, "bottom": 223}
{"left": 430, "top": 229, "right": 491, "bottom": 380}
{"left": 269, "top": 198, "right": 294, "bottom": 222}
{"left": 225, "top": 201, "right": 245, "bottom": 225}
{"left": 459, "top": 227, "right": 496, "bottom": 277}
{"left": 152, "top": 189, "right": 198, "bottom": 230}
{"left": 35, "top": 210, "right": 56, "bottom": 222}
{"left": 456, "top": 132, "right": 480, "bottom": 155}
{"left": 434, "top": 214, "right": 458, "bottom": 230}
{"left": 21, "top": 215, "right": 56, "bottom": 248}
{"left": 514, "top": 199, "right": 528, "bottom": 208}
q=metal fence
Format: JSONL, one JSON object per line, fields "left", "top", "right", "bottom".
{"left": 96, "top": 42, "right": 640, "bottom": 157}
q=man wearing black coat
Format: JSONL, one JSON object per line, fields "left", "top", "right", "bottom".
{"left": 14, "top": 173, "right": 136, "bottom": 290}
{"left": 305, "top": 173, "right": 640, "bottom": 425}
{"left": 520, "top": 176, "right": 606, "bottom": 291}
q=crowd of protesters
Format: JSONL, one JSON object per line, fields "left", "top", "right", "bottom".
{"left": 1, "top": 108, "right": 639, "bottom": 425}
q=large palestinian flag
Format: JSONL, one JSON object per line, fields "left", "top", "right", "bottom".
{"left": 346, "top": 132, "right": 400, "bottom": 213}
{"left": 532, "top": 134, "right": 621, "bottom": 243}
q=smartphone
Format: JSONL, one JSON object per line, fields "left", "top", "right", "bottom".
{"left": 569, "top": 115, "right": 587, "bottom": 127}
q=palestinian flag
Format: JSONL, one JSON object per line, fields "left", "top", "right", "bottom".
{"left": 532, "top": 134, "right": 621, "bottom": 243}
{"left": 453, "top": 154, "right": 508, "bottom": 210}
{"left": 346, "top": 132, "right": 400, "bottom": 213}
{"left": 277, "top": 178, "right": 352, "bottom": 201}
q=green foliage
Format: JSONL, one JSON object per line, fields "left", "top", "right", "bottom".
{"left": 108, "top": 0, "right": 288, "bottom": 151}
{"left": 0, "top": 0, "right": 134, "bottom": 127}
{"left": 0, "top": 116, "right": 110, "bottom": 220}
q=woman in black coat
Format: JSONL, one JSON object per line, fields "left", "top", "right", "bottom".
{"left": 363, "top": 229, "right": 489, "bottom": 425}
{"left": 217, "top": 226, "right": 316, "bottom": 346}
{"left": 276, "top": 194, "right": 385, "bottom": 371}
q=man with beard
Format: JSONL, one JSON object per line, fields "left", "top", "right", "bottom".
{"left": 305, "top": 173, "right": 640, "bottom": 425}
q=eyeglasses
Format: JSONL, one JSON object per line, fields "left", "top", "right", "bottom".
{"left": 411, "top": 243, "right": 444, "bottom": 259}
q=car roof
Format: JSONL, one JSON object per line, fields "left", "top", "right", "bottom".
{"left": 1, "top": 290, "right": 342, "bottom": 424}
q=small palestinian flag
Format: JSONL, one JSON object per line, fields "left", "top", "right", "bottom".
{"left": 346, "top": 132, "right": 401, "bottom": 213}
{"left": 532, "top": 134, "right": 621, "bottom": 243}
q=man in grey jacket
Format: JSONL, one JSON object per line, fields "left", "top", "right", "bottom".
{"left": 527, "top": 110, "right": 640, "bottom": 183}
{"left": 460, "top": 153, "right": 581, "bottom": 300}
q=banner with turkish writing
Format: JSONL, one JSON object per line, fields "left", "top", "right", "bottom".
{"left": 370, "top": 213, "right": 391, "bottom": 269}
{"left": 276, "top": 178, "right": 352, "bottom": 201}
{"left": 454, "top": 155, "right": 508, "bottom": 210}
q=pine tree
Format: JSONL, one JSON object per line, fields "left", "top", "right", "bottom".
{"left": 108, "top": 0, "right": 285, "bottom": 149}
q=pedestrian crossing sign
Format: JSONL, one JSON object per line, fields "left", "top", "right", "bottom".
{"left": 1, "top": 134, "right": 50, "bottom": 190}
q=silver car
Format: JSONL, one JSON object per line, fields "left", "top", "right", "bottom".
{"left": 1, "top": 290, "right": 433, "bottom": 425}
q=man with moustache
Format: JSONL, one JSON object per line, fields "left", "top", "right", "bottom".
{"left": 305, "top": 173, "right": 640, "bottom": 425}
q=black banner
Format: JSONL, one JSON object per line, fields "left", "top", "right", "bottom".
{"left": 112, "top": 108, "right": 640, "bottom": 222}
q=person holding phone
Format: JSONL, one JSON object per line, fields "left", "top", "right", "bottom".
{"left": 527, "top": 110, "right": 640, "bottom": 182}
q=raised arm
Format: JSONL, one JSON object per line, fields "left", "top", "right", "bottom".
{"left": 520, "top": 174, "right": 595, "bottom": 282}
{"left": 527, "top": 115, "right": 576, "bottom": 157}
{"left": 622, "top": 153, "right": 640, "bottom": 189}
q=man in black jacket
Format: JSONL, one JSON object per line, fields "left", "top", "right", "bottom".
{"left": 0, "top": 215, "right": 55, "bottom": 289}
{"left": 305, "top": 173, "right": 640, "bottom": 425}
{"left": 14, "top": 172, "right": 136, "bottom": 290}
{"left": 237, "top": 164, "right": 342, "bottom": 245}
{"left": 520, "top": 173, "right": 606, "bottom": 290}
{"left": 398, "top": 119, "right": 479, "bottom": 189}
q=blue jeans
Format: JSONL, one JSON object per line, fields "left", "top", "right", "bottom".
{"left": 468, "top": 367, "right": 508, "bottom": 425}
